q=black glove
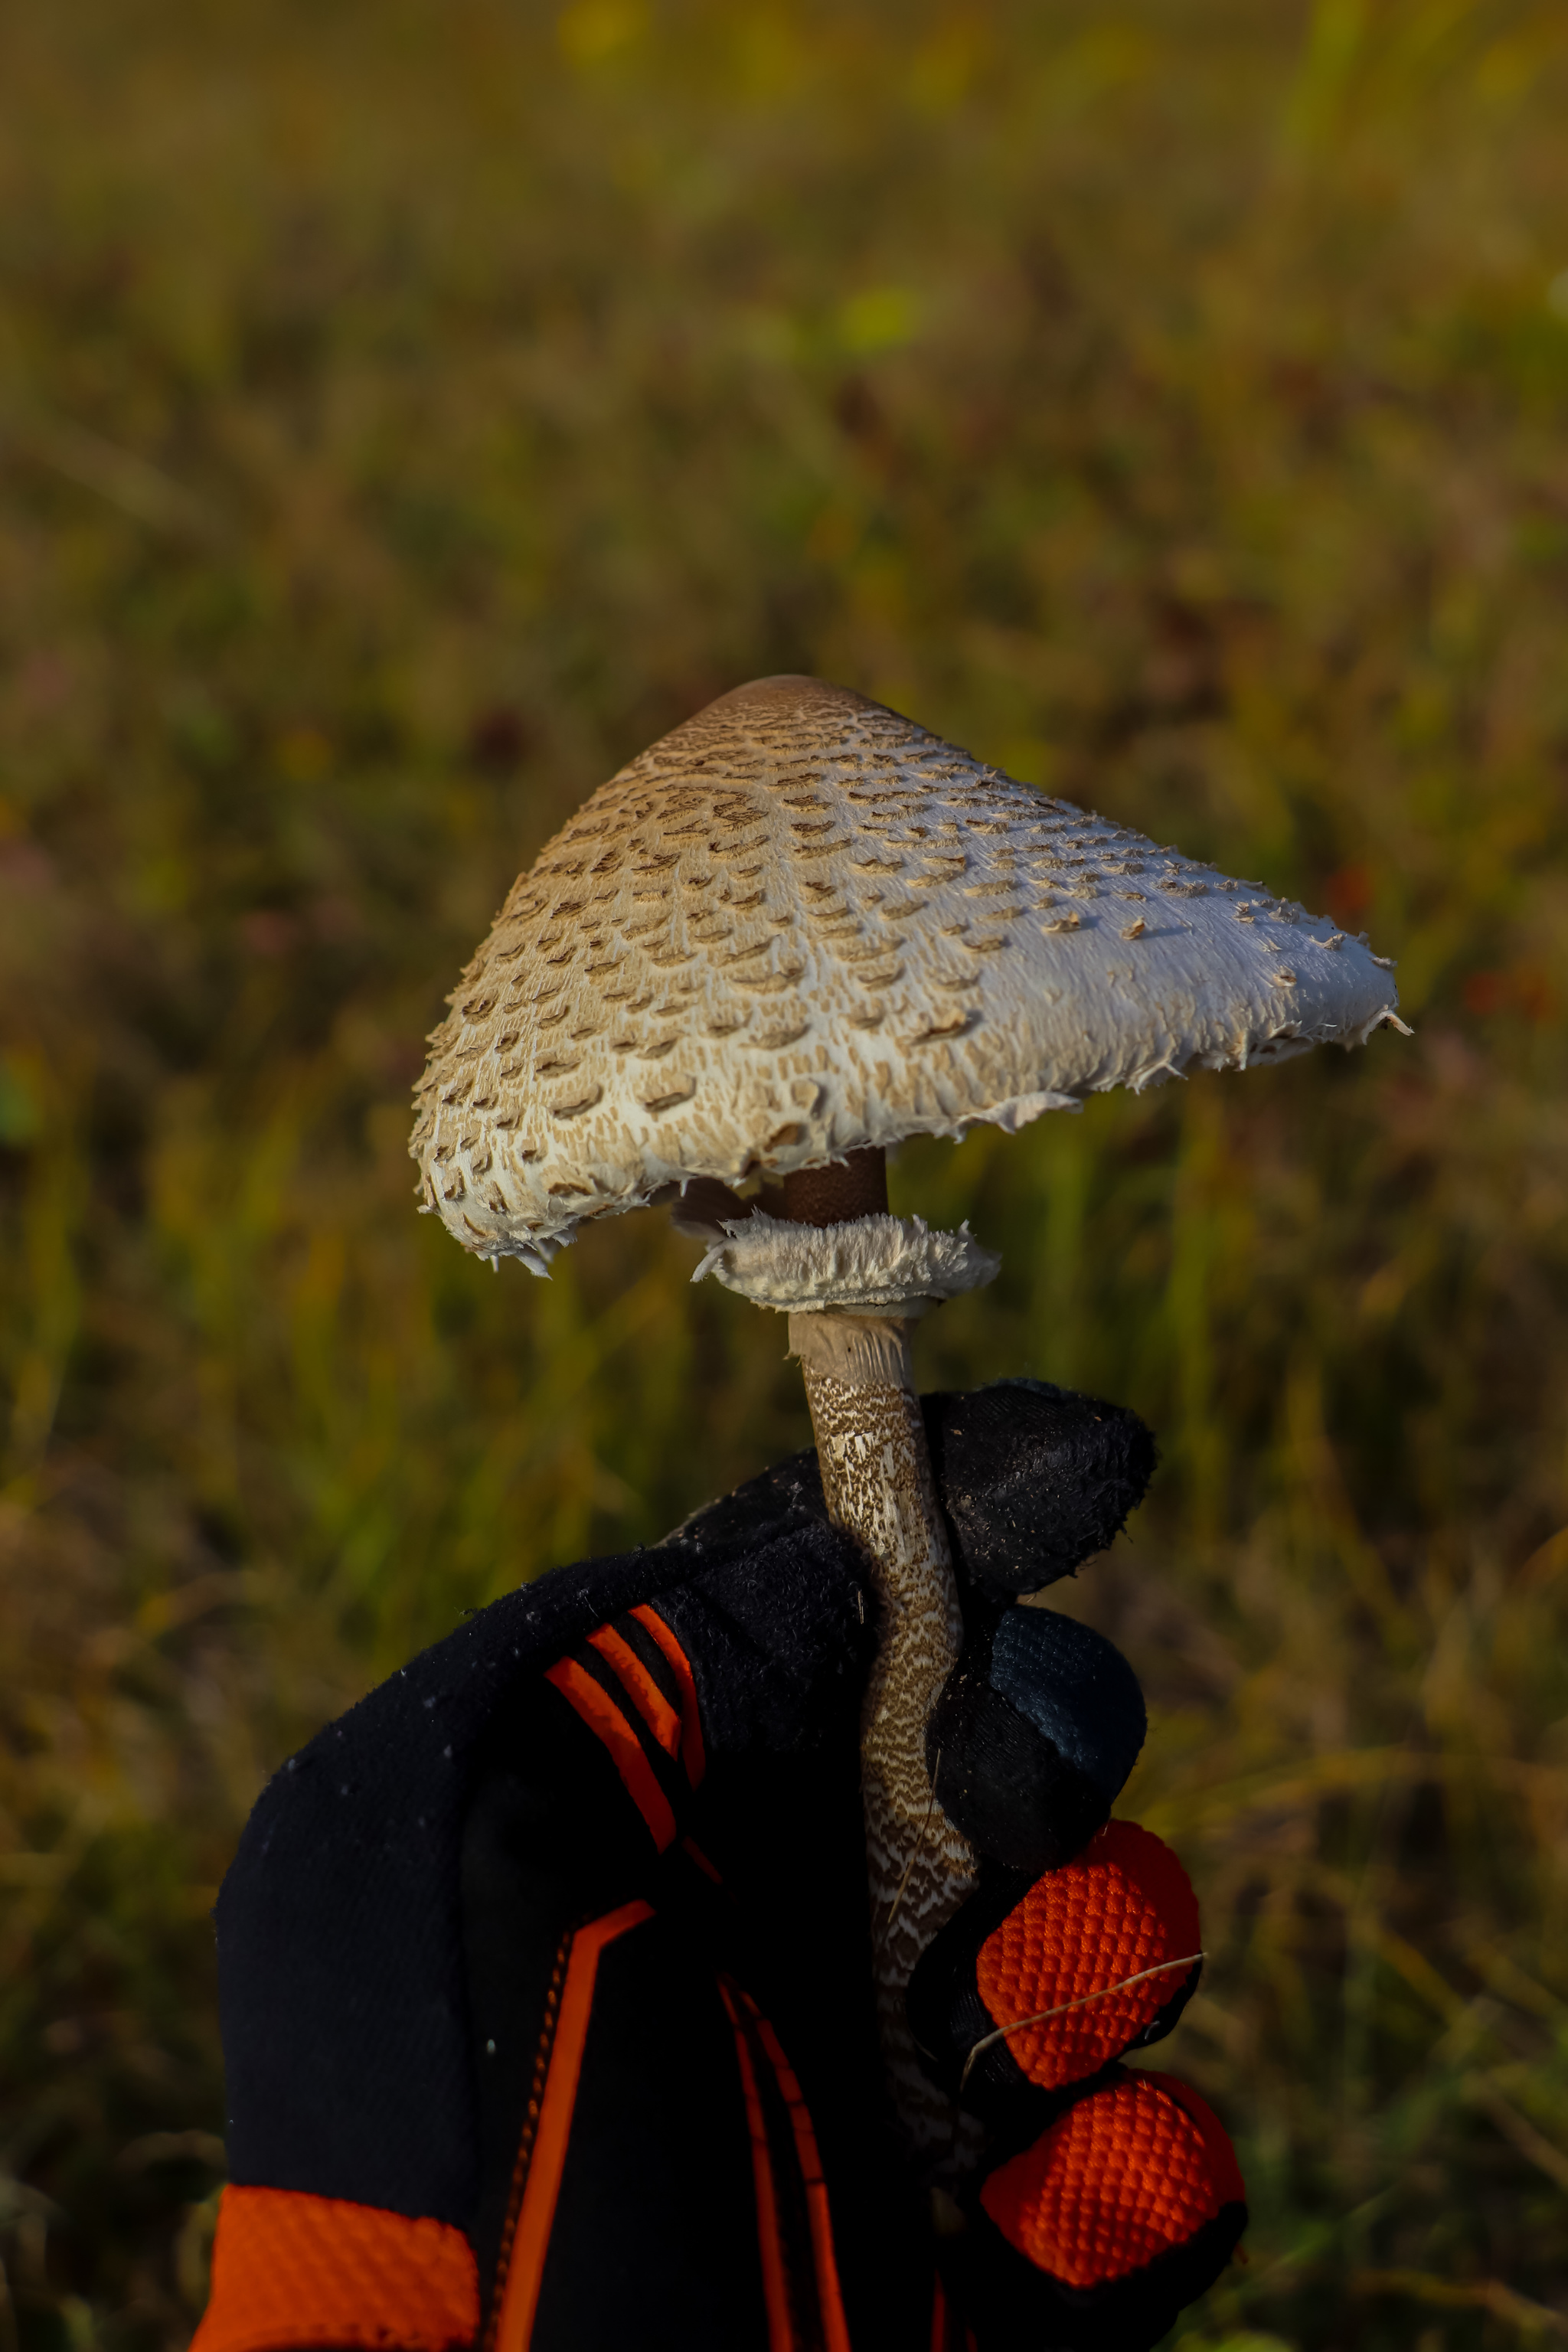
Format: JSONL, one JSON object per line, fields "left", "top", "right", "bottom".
{"left": 193, "top": 1380, "right": 1239, "bottom": 2352}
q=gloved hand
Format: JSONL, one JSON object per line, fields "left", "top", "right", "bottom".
{"left": 193, "top": 1379, "right": 1243, "bottom": 2352}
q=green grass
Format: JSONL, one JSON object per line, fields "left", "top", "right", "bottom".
{"left": 2, "top": 0, "right": 1566, "bottom": 2342}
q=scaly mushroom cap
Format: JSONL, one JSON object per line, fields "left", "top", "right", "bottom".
{"left": 412, "top": 676, "right": 1401, "bottom": 1267}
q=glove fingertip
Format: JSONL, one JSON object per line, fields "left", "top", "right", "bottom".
{"left": 959, "top": 2070, "right": 1247, "bottom": 2352}
{"left": 988, "top": 1608, "right": 1147, "bottom": 1811}
{"left": 926, "top": 1675, "right": 1111, "bottom": 1874}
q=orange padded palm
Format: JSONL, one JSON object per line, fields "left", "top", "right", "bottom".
{"left": 980, "top": 2073, "right": 1243, "bottom": 2289}
{"left": 193, "top": 2186, "right": 479, "bottom": 2352}
{"left": 975, "top": 1821, "right": 1200, "bottom": 2090}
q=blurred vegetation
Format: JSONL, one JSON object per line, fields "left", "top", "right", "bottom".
{"left": 1, "top": 0, "right": 1566, "bottom": 2343}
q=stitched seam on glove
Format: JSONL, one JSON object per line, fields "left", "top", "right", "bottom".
{"left": 488, "top": 1902, "right": 655, "bottom": 2352}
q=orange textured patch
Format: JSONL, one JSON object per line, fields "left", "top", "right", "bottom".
{"left": 975, "top": 1821, "right": 1199, "bottom": 2089}
{"left": 192, "top": 2186, "right": 479, "bottom": 2352}
{"left": 980, "top": 2073, "right": 1243, "bottom": 2290}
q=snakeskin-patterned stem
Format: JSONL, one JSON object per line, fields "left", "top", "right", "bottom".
{"left": 792, "top": 1312, "right": 978, "bottom": 2154}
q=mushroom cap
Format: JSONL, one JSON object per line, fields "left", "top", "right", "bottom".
{"left": 412, "top": 676, "right": 1401, "bottom": 1265}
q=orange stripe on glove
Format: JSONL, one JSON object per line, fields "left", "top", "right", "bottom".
{"left": 544, "top": 1655, "right": 678, "bottom": 1851}
{"left": 629, "top": 1602, "right": 706, "bottom": 1784}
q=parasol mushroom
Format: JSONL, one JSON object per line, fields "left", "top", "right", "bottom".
{"left": 410, "top": 675, "right": 1406, "bottom": 2154}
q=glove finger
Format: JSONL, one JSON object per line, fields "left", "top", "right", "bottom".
{"left": 665, "top": 1379, "right": 1156, "bottom": 1599}
{"left": 909, "top": 1823, "right": 1201, "bottom": 2123}
{"left": 926, "top": 1607, "right": 1146, "bottom": 1873}
{"left": 959, "top": 2069, "right": 1246, "bottom": 2352}
{"left": 923, "top": 1378, "right": 1157, "bottom": 1599}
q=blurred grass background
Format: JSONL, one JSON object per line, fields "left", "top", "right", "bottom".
{"left": 1, "top": 0, "right": 1566, "bottom": 2343}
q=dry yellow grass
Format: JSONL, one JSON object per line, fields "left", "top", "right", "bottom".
{"left": 2, "top": 2, "right": 1566, "bottom": 2343}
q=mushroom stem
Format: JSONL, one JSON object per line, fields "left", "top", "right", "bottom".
{"left": 782, "top": 1151, "right": 978, "bottom": 2155}
{"left": 780, "top": 1145, "right": 889, "bottom": 1227}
